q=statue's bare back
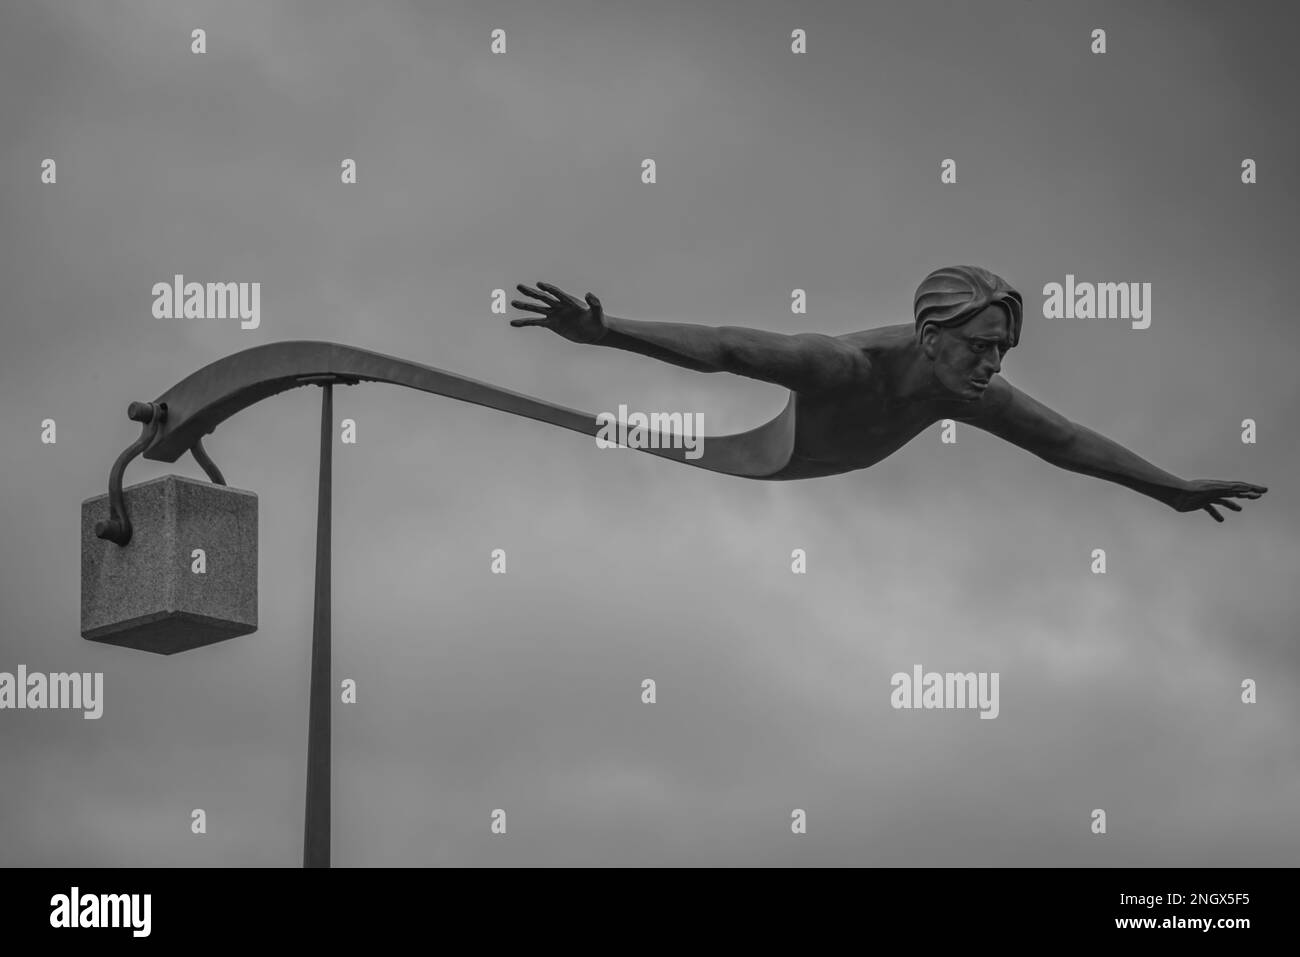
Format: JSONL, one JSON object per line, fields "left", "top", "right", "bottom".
{"left": 784, "top": 325, "right": 964, "bottom": 475}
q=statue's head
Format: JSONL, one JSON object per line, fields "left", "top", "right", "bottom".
{"left": 913, "top": 265, "right": 1023, "bottom": 400}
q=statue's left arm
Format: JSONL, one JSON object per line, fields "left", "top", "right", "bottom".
{"left": 959, "top": 377, "right": 1267, "bottom": 521}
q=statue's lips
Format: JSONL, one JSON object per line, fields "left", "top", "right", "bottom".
{"left": 970, "top": 378, "right": 990, "bottom": 389}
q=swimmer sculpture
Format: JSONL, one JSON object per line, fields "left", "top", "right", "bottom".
{"left": 94, "top": 264, "right": 1264, "bottom": 544}
{"left": 509, "top": 265, "right": 1266, "bottom": 521}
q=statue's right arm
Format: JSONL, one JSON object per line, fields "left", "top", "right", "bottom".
{"left": 599, "top": 314, "right": 870, "bottom": 394}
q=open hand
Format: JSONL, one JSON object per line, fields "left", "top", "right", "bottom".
{"left": 509, "top": 281, "right": 608, "bottom": 344}
{"left": 1170, "top": 480, "right": 1267, "bottom": 522}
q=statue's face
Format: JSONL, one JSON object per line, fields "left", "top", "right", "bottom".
{"left": 924, "top": 304, "right": 1012, "bottom": 400}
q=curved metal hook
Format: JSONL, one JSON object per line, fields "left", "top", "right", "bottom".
{"left": 94, "top": 401, "right": 166, "bottom": 546}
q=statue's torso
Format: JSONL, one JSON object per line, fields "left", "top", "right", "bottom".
{"left": 773, "top": 324, "right": 980, "bottom": 479}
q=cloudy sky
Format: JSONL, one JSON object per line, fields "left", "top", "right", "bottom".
{"left": 1, "top": 0, "right": 1296, "bottom": 866}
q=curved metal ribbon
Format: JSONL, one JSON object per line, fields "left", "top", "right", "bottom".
{"left": 140, "top": 340, "right": 800, "bottom": 479}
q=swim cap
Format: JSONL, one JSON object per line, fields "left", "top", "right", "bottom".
{"left": 913, "top": 265, "right": 1023, "bottom": 347}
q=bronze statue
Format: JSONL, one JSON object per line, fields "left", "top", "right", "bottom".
{"left": 511, "top": 266, "right": 1266, "bottom": 521}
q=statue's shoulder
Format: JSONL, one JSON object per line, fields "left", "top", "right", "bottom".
{"left": 824, "top": 325, "right": 911, "bottom": 395}
{"left": 835, "top": 323, "right": 912, "bottom": 360}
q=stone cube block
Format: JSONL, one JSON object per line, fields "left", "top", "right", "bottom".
{"left": 81, "top": 475, "right": 258, "bottom": 654}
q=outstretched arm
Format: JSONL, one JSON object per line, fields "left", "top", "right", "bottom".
{"left": 959, "top": 377, "right": 1267, "bottom": 521}
{"left": 509, "top": 282, "right": 868, "bottom": 395}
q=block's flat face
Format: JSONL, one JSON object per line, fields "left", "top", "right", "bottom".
{"left": 168, "top": 477, "right": 258, "bottom": 630}
{"left": 81, "top": 475, "right": 258, "bottom": 655}
{"left": 81, "top": 477, "right": 176, "bottom": 638}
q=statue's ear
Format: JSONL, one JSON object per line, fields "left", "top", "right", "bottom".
{"left": 918, "top": 323, "right": 940, "bottom": 358}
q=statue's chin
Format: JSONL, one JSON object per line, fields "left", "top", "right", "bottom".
{"left": 928, "top": 371, "right": 980, "bottom": 401}
{"left": 947, "top": 383, "right": 983, "bottom": 402}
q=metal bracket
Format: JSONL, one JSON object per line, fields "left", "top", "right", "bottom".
{"left": 190, "top": 436, "right": 227, "bottom": 486}
{"left": 297, "top": 373, "right": 361, "bottom": 387}
{"left": 94, "top": 402, "right": 233, "bottom": 545}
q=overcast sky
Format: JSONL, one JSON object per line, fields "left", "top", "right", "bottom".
{"left": 1, "top": 0, "right": 1297, "bottom": 866}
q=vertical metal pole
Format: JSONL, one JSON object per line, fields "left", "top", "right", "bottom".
{"left": 304, "top": 382, "right": 332, "bottom": 868}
